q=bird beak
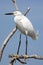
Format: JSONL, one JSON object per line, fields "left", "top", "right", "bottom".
{"left": 5, "top": 12, "right": 14, "bottom": 15}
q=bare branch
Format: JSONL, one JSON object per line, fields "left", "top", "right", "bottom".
{"left": 17, "top": 58, "right": 27, "bottom": 64}
{"left": 24, "top": 7, "right": 30, "bottom": 16}
{"left": 9, "top": 56, "right": 26, "bottom": 65}
{"left": 0, "top": 27, "right": 17, "bottom": 61}
{"left": 12, "top": 0, "right": 16, "bottom": 3}
{"left": 12, "top": 0, "right": 30, "bottom": 15}
{"left": 9, "top": 55, "right": 27, "bottom": 65}
{"left": 9, "top": 62, "right": 13, "bottom": 65}
{"left": 12, "top": 0, "right": 19, "bottom": 10}
{"left": 9, "top": 54, "right": 43, "bottom": 65}
{"left": 28, "top": 55, "right": 43, "bottom": 60}
{"left": 9, "top": 54, "right": 43, "bottom": 60}
{"left": 9, "top": 57, "right": 16, "bottom": 65}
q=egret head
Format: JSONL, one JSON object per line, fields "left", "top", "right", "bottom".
{"left": 5, "top": 11, "right": 22, "bottom": 16}
{"left": 13, "top": 11, "right": 22, "bottom": 16}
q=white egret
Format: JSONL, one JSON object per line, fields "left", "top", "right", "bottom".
{"left": 5, "top": 11, "right": 38, "bottom": 55}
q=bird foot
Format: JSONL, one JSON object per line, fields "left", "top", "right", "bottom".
{"left": 21, "top": 54, "right": 28, "bottom": 59}
{"left": 9, "top": 54, "right": 27, "bottom": 64}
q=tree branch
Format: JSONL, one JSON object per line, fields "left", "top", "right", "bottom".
{"left": 24, "top": 7, "right": 30, "bottom": 16}
{"left": 9, "top": 58, "right": 27, "bottom": 65}
{"left": 12, "top": 0, "right": 19, "bottom": 10}
{"left": 9, "top": 54, "right": 43, "bottom": 60}
{"left": 9, "top": 54, "right": 27, "bottom": 65}
{"left": 0, "top": 27, "right": 17, "bottom": 61}
{"left": 12, "top": 0, "right": 30, "bottom": 16}
{"left": 9, "top": 54, "right": 43, "bottom": 65}
{"left": 17, "top": 58, "right": 27, "bottom": 64}
{"left": 9, "top": 57, "right": 16, "bottom": 65}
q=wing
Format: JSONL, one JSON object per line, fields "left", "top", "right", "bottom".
{"left": 21, "top": 15, "right": 34, "bottom": 31}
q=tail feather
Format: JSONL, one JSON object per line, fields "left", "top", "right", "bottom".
{"left": 36, "top": 31, "right": 39, "bottom": 40}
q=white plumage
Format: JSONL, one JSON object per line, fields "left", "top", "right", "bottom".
{"left": 14, "top": 11, "right": 38, "bottom": 40}
{"left": 4, "top": 10, "right": 38, "bottom": 55}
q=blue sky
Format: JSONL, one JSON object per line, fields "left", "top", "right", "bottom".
{"left": 0, "top": 0, "right": 43, "bottom": 65}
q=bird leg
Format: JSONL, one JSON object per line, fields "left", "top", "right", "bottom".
{"left": 17, "top": 33, "right": 21, "bottom": 54}
{"left": 25, "top": 36, "right": 28, "bottom": 55}
{"left": 24, "top": 36, "right": 28, "bottom": 62}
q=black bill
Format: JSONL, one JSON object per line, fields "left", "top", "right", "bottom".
{"left": 5, "top": 13, "right": 13, "bottom": 15}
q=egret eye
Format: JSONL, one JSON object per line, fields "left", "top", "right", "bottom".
{"left": 14, "top": 12, "right": 17, "bottom": 14}
{"left": 13, "top": 11, "right": 22, "bottom": 15}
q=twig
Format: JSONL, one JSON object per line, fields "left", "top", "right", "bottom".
{"left": 9, "top": 54, "right": 43, "bottom": 60}
{"left": 28, "top": 55, "right": 43, "bottom": 60}
{"left": 24, "top": 7, "right": 30, "bottom": 16}
{"left": 12, "top": 0, "right": 19, "bottom": 10}
{"left": 0, "top": 27, "right": 17, "bottom": 61}
{"left": 9, "top": 57, "right": 16, "bottom": 65}
{"left": 12, "top": 0, "right": 30, "bottom": 16}
{"left": 17, "top": 58, "right": 27, "bottom": 64}
{"left": 9, "top": 54, "right": 27, "bottom": 64}
{"left": 9, "top": 54, "right": 43, "bottom": 65}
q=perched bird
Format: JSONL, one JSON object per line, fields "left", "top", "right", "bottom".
{"left": 5, "top": 11, "right": 38, "bottom": 55}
